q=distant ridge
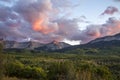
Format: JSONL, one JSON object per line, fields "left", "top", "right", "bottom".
{"left": 2, "top": 40, "right": 71, "bottom": 51}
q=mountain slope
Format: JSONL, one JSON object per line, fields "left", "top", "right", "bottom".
{"left": 83, "top": 33, "right": 120, "bottom": 48}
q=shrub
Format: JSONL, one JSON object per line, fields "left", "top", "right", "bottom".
{"left": 5, "top": 61, "right": 24, "bottom": 77}
{"left": 75, "top": 61, "right": 113, "bottom": 80}
{"left": 5, "top": 61, "right": 47, "bottom": 80}
{"left": 48, "top": 61, "right": 76, "bottom": 80}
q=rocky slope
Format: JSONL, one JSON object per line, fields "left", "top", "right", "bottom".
{"left": 3, "top": 41, "right": 44, "bottom": 49}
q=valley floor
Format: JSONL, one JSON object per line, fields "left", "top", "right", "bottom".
{"left": 1, "top": 49, "right": 120, "bottom": 80}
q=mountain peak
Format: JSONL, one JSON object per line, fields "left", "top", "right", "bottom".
{"left": 51, "top": 40, "right": 59, "bottom": 45}
{"left": 35, "top": 41, "right": 71, "bottom": 51}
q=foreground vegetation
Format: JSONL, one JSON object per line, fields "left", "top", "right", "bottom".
{"left": 0, "top": 43, "right": 120, "bottom": 80}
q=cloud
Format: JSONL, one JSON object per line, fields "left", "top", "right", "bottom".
{"left": 0, "top": 0, "right": 80, "bottom": 43}
{"left": 114, "top": 0, "right": 120, "bottom": 2}
{"left": 0, "top": 0, "right": 120, "bottom": 44}
{"left": 73, "top": 17, "right": 120, "bottom": 44}
{"left": 13, "top": 0, "right": 58, "bottom": 34}
{"left": 101, "top": 6, "right": 119, "bottom": 15}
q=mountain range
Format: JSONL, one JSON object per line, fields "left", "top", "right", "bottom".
{"left": 1, "top": 33, "right": 120, "bottom": 52}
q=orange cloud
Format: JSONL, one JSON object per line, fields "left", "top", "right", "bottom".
{"left": 33, "top": 18, "right": 44, "bottom": 32}
{"left": 32, "top": 17, "right": 55, "bottom": 34}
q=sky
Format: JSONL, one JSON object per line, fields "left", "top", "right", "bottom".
{"left": 0, "top": 0, "right": 120, "bottom": 45}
